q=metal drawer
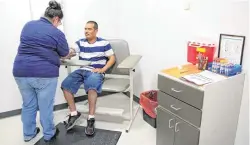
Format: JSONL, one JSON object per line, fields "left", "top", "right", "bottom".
{"left": 158, "top": 91, "right": 202, "bottom": 128}
{"left": 158, "top": 74, "right": 204, "bottom": 109}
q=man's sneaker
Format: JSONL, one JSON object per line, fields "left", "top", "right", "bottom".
{"left": 44, "top": 128, "right": 59, "bottom": 142}
{"left": 65, "top": 111, "right": 81, "bottom": 131}
{"left": 24, "top": 127, "right": 40, "bottom": 142}
{"left": 85, "top": 118, "right": 95, "bottom": 136}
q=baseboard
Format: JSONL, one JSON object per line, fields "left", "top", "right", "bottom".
{"left": 0, "top": 92, "right": 139, "bottom": 119}
{"left": 0, "top": 96, "right": 86, "bottom": 119}
{"left": 123, "top": 91, "right": 139, "bottom": 103}
{"left": 0, "top": 109, "right": 21, "bottom": 119}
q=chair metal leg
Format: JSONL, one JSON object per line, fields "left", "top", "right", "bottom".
{"left": 66, "top": 65, "right": 72, "bottom": 74}
{"left": 126, "top": 103, "right": 140, "bottom": 132}
{"left": 125, "top": 69, "right": 139, "bottom": 133}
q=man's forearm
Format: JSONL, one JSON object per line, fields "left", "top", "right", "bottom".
{"left": 102, "top": 55, "right": 115, "bottom": 72}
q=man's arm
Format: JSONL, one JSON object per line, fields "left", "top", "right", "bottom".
{"left": 92, "top": 55, "right": 115, "bottom": 73}
{"left": 92, "top": 41, "right": 116, "bottom": 73}
{"left": 102, "top": 55, "right": 116, "bottom": 72}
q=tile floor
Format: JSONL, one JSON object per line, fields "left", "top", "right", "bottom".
{"left": 0, "top": 105, "right": 156, "bottom": 145}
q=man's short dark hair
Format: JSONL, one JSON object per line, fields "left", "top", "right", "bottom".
{"left": 87, "top": 21, "right": 98, "bottom": 30}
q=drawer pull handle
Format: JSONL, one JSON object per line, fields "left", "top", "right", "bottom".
{"left": 171, "top": 88, "right": 182, "bottom": 93}
{"left": 169, "top": 119, "right": 174, "bottom": 128}
{"left": 175, "top": 122, "right": 181, "bottom": 132}
{"left": 171, "top": 105, "right": 182, "bottom": 111}
{"left": 154, "top": 106, "right": 159, "bottom": 114}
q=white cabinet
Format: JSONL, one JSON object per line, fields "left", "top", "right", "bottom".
{"left": 157, "top": 71, "right": 245, "bottom": 145}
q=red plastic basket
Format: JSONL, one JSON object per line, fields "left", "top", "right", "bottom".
{"left": 139, "top": 90, "right": 158, "bottom": 118}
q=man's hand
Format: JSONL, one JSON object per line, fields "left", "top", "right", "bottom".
{"left": 92, "top": 68, "right": 105, "bottom": 73}
{"left": 91, "top": 55, "right": 115, "bottom": 74}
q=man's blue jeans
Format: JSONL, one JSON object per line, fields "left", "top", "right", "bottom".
{"left": 14, "top": 77, "right": 58, "bottom": 141}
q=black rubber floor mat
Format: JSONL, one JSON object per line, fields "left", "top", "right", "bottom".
{"left": 34, "top": 122, "right": 122, "bottom": 145}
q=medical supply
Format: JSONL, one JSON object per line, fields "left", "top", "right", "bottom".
{"left": 197, "top": 53, "right": 208, "bottom": 70}
{"left": 210, "top": 58, "right": 242, "bottom": 76}
{"left": 212, "top": 58, "right": 219, "bottom": 73}
{"left": 219, "top": 60, "right": 226, "bottom": 74}
{"left": 211, "top": 58, "right": 226, "bottom": 73}
{"left": 225, "top": 64, "right": 242, "bottom": 76}
{"left": 207, "top": 62, "right": 213, "bottom": 71}
{"left": 225, "top": 63, "right": 231, "bottom": 76}
{"left": 211, "top": 60, "right": 215, "bottom": 72}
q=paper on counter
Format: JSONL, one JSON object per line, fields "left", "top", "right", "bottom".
{"left": 181, "top": 70, "right": 226, "bottom": 86}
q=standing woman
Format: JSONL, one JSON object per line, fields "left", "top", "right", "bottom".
{"left": 13, "top": 0, "right": 72, "bottom": 142}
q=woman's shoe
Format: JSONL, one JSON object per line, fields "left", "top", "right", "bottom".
{"left": 24, "top": 127, "right": 40, "bottom": 142}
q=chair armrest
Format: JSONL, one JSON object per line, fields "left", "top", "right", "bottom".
{"left": 117, "top": 55, "right": 142, "bottom": 69}
{"left": 60, "top": 59, "right": 91, "bottom": 66}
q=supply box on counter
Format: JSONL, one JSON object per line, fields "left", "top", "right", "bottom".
{"left": 187, "top": 41, "right": 216, "bottom": 65}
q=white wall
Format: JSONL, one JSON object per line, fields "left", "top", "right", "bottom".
{"left": 63, "top": 0, "right": 121, "bottom": 45}
{"left": 118, "top": 0, "right": 249, "bottom": 145}
{"left": 0, "top": 0, "right": 31, "bottom": 113}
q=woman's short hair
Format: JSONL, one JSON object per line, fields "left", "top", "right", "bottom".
{"left": 44, "top": 0, "right": 63, "bottom": 19}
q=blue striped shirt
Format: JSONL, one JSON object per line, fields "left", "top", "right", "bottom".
{"left": 72, "top": 37, "right": 114, "bottom": 70}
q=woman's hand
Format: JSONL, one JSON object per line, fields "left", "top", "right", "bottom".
{"left": 68, "top": 48, "right": 76, "bottom": 58}
{"left": 61, "top": 48, "right": 76, "bottom": 59}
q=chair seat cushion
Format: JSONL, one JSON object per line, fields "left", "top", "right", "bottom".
{"left": 102, "top": 78, "right": 130, "bottom": 92}
{"left": 79, "top": 78, "right": 130, "bottom": 92}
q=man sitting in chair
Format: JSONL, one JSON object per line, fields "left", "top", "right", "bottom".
{"left": 61, "top": 21, "right": 116, "bottom": 136}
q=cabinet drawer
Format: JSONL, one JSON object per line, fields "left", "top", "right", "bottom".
{"left": 158, "top": 91, "right": 202, "bottom": 128}
{"left": 158, "top": 74, "right": 204, "bottom": 109}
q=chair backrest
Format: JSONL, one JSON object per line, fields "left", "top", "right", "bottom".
{"left": 106, "top": 39, "right": 130, "bottom": 75}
